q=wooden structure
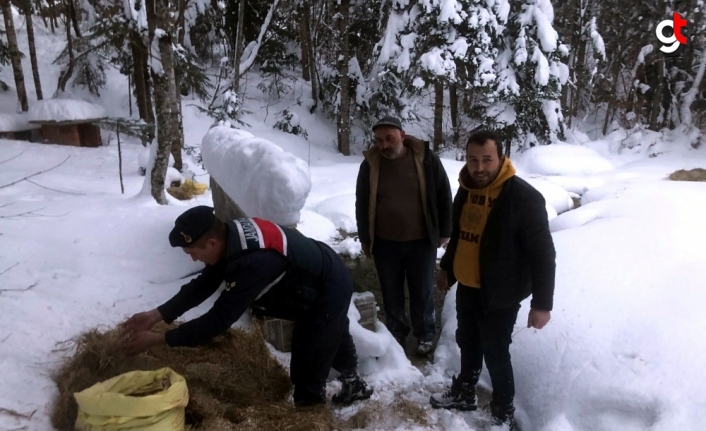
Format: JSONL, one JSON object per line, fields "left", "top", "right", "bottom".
{"left": 30, "top": 120, "right": 103, "bottom": 147}
{"left": 255, "top": 294, "right": 378, "bottom": 352}
{"left": 0, "top": 113, "right": 41, "bottom": 142}
{"left": 26, "top": 98, "right": 107, "bottom": 147}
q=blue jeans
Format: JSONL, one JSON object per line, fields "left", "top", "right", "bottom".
{"left": 373, "top": 237, "right": 437, "bottom": 343}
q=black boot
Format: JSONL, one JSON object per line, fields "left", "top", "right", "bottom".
{"left": 429, "top": 376, "right": 477, "bottom": 411}
{"left": 490, "top": 402, "right": 516, "bottom": 430}
{"left": 332, "top": 374, "right": 373, "bottom": 405}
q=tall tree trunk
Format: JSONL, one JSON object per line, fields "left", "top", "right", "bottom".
{"left": 171, "top": 0, "right": 186, "bottom": 172}
{"left": 303, "top": 3, "right": 318, "bottom": 112}
{"left": 232, "top": 0, "right": 246, "bottom": 95}
{"left": 569, "top": 38, "right": 588, "bottom": 126}
{"left": 1, "top": 0, "right": 29, "bottom": 111}
{"left": 680, "top": 50, "right": 706, "bottom": 128}
{"left": 130, "top": 31, "right": 155, "bottom": 144}
{"left": 649, "top": 58, "right": 664, "bottom": 131}
{"left": 433, "top": 80, "right": 443, "bottom": 152}
{"left": 24, "top": 0, "right": 42, "bottom": 100}
{"left": 68, "top": 0, "right": 81, "bottom": 37}
{"left": 56, "top": 0, "right": 74, "bottom": 93}
{"left": 449, "top": 82, "right": 459, "bottom": 148}
{"left": 560, "top": 0, "right": 581, "bottom": 125}
{"left": 46, "top": 0, "right": 56, "bottom": 32}
{"left": 299, "top": 3, "right": 310, "bottom": 82}
{"left": 602, "top": 64, "right": 621, "bottom": 135}
{"left": 336, "top": 0, "right": 351, "bottom": 156}
{"left": 148, "top": 0, "right": 179, "bottom": 205}
{"left": 170, "top": 77, "right": 184, "bottom": 171}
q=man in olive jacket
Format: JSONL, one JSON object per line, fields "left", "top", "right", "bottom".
{"left": 355, "top": 116, "right": 452, "bottom": 356}
{"left": 430, "top": 130, "right": 556, "bottom": 430}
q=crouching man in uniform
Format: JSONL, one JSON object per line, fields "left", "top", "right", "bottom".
{"left": 121, "top": 205, "right": 373, "bottom": 406}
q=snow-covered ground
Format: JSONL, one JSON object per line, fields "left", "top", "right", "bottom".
{"left": 2, "top": 9, "right": 706, "bottom": 431}
{"left": 2, "top": 121, "right": 706, "bottom": 431}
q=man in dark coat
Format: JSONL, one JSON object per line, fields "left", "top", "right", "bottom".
{"left": 430, "top": 131, "right": 556, "bottom": 429}
{"left": 121, "top": 206, "right": 373, "bottom": 406}
{"left": 355, "top": 116, "right": 452, "bottom": 356}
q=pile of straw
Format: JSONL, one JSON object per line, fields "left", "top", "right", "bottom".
{"left": 50, "top": 323, "right": 337, "bottom": 431}
{"left": 668, "top": 168, "right": 706, "bottom": 182}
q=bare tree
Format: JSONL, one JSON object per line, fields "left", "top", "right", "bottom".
{"left": 232, "top": 0, "right": 246, "bottom": 96}
{"left": 147, "top": 0, "right": 180, "bottom": 204}
{"left": 130, "top": 31, "right": 156, "bottom": 145}
{"left": 336, "top": 0, "right": 351, "bottom": 156}
{"left": 23, "top": 0, "right": 42, "bottom": 100}
{"left": 300, "top": 2, "right": 318, "bottom": 112}
{"left": 449, "top": 82, "right": 459, "bottom": 148}
{"left": 433, "top": 81, "right": 443, "bottom": 152}
{"left": 56, "top": 0, "right": 75, "bottom": 93}
{"left": 1, "top": 0, "right": 29, "bottom": 111}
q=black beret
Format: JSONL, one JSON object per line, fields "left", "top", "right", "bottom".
{"left": 169, "top": 205, "right": 216, "bottom": 247}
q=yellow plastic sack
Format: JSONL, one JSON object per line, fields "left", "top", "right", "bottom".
{"left": 73, "top": 367, "right": 189, "bottom": 431}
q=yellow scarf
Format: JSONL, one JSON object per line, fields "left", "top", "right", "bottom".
{"left": 453, "top": 158, "right": 516, "bottom": 287}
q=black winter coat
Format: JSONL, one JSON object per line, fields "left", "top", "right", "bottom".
{"left": 440, "top": 176, "right": 556, "bottom": 311}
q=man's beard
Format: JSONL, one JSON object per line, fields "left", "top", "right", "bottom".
{"left": 382, "top": 148, "right": 400, "bottom": 159}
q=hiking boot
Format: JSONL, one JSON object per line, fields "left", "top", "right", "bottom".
{"left": 430, "top": 376, "right": 477, "bottom": 411}
{"left": 332, "top": 374, "right": 373, "bottom": 405}
{"left": 489, "top": 402, "right": 516, "bottom": 430}
{"left": 416, "top": 340, "right": 433, "bottom": 356}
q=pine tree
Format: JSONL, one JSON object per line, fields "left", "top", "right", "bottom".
{"left": 488, "top": 0, "right": 569, "bottom": 148}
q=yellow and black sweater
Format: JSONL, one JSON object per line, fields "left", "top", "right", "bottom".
{"left": 440, "top": 160, "right": 556, "bottom": 312}
{"left": 453, "top": 158, "right": 516, "bottom": 288}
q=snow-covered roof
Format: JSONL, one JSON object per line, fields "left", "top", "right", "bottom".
{"left": 0, "top": 113, "right": 40, "bottom": 132}
{"left": 27, "top": 98, "right": 108, "bottom": 123}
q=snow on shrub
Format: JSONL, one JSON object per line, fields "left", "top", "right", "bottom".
{"left": 273, "top": 109, "right": 308, "bottom": 139}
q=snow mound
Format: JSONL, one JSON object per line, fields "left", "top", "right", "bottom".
{"left": 314, "top": 194, "right": 357, "bottom": 232}
{"left": 0, "top": 113, "right": 40, "bottom": 132}
{"left": 165, "top": 167, "right": 183, "bottom": 186}
{"left": 523, "top": 176, "right": 574, "bottom": 215}
{"left": 201, "top": 125, "right": 312, "bottom": 227}
{"left": 27, "top": 98, "right": 107, "bottom": 123}
{"left": 348, "top": 295, "right": 423, "bottom": 386}
{"left": 515, "top": 143, "right": 614, "bottom": 176}
{"left": 296, "top": 210, "right": 339, "bottom": 243}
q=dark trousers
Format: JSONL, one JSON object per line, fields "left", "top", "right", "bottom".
{"left": 456, "top": 284, "right": 520, "bottom": 408}
{"left": 290, "top": 243, "right": 358, "bottom": 405}
{"left": 373, "top": 237, "right": 436, "bottom": 342}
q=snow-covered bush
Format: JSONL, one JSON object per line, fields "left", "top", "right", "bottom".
{"left": 201, "top": 126, "right": 311, "bottom": 226}
{"left": 273, "top": 109, "right": 308, "bottom": 139}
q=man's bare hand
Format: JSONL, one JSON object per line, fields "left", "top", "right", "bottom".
{"left": 361, "top": 242, "right": 372, "bottom": 258}
{"left": 527, "top": 309, "right": 551, "bottom": 329}
{"left": 121, "top": 309, "right": 163, "bottom": 335}
{"left": 438, "top": 237, "right": 450, "bottom": 248}
{"left": 121, "top": 331, "right": 165, "bottom": 356}
{"left": 436, "top": 269, "right": 449, "bottom": 291}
